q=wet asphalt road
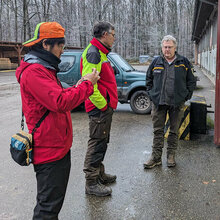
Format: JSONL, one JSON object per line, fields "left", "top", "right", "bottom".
{"left": 0, "top": 68, "right": 220, "bottom": 220}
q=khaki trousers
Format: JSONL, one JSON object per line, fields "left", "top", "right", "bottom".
{"left": 151, "top": 104, "right": 184, "bottom": 159}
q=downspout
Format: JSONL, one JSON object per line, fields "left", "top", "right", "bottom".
{"left": 214, "top": 0, "right": 220, "bottom": 145}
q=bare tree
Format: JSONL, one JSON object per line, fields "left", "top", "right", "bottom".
{"left": 23, "top": 0, "right": 28, "bottom": 41}
{"left": 33, "top": 0, "right": 42, "bottom": 22}
{"left": 9, "top": 0, "right": 19, "bottom": 42}
{"left": 0, "top": 0, "right": 3, "bottom": 40}
{"left": 0, "top": 0, "right": 195, "bottom": 59}
{"left": 80, "top": 0, "right": 87, "bottom": 47}
{"left": 40, "top": 0, "right": 51, "bottom": 21}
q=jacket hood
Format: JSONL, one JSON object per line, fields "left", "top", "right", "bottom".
{"left": 15, "top": 60, "right": 32, "bottom": 84}
{"left": 24, "top": 53, "right": 57, "bottom": 70}
{"left": 16, "top": 52, "right": 58, "bottom": 84}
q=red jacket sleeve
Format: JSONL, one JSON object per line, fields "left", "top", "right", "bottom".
{"left": 23, "top": 65, "right": 94, "bottom": 112}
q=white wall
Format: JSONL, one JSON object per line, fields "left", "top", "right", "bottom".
{"left": 197, "top": 16, "right": 217, "bottom": 83}
{"left": 198, "top": 45, "right": 216, "bottom": 77}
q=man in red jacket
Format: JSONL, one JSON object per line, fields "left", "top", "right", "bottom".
{"left": 81, "top": 22, "right": 118, "bottom": 196}
{"left": 16, "top": 22, "right": 99, "bottom": 219}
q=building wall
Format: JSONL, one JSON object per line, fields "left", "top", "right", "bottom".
{"left": 199, "top": 46, "right": 217, "bottom": 76}
{"left": 196, "top": 14, "right": 217, "bottom": 83}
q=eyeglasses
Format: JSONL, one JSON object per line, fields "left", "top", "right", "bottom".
{"left": 108, "top": 32, "right": 115, "bottom": 38}
{"left": 58, "top": 44, "right": 65, "bottom": 50}
{"left": 163, "top": 46, "right": 174, "bottom": 49}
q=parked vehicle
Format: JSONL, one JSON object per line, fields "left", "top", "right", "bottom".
{"left": 57, "top": 50, "right": 151, "bottom": 114}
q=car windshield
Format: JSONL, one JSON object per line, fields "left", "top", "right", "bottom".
{"left": 59, "top": 55, "right": 76, "bottom": 72}
{"left": 109, "top": 54, "right": 134, "bottom": 72}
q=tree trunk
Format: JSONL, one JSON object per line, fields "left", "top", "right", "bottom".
{"left": 81, "top": 0, "right": 87, "bottom": 48}
{"left": 97, "top": 0, "right": 102, "bottom": 20}
{"left": 23, "top": 0, "right": 28, "bottom": 41}
{"left": 14, "top": 0, "right": 18, "bottom": 42}
{"left": 0, "top": 0, "right": 3, "bottom": 40}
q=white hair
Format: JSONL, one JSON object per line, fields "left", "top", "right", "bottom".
{"left": 161, "top": 35, "right": 177, "bottom": 48}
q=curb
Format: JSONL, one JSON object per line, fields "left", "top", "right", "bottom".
{"left": 195, "top": 65, "right": 215, "bottom": 85}
{"left": 0, "top": 70, "right": 16, "bottom": 73}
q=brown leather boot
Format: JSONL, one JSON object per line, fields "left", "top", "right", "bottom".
{"left": 85, "top": 180, "right": 112, "bottom": 196}
{"left": 99, "top": 163, "right": 116, "bottom": 184}
{"left": 143, "top": 156, "right": 162, "bottom": 169}
{"left": 99, "top": 173, "right": 117, "bottom": 184}
{"left": 167, "top": 154, "right": 176, "bottom": 167}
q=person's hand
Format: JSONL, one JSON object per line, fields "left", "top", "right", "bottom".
{"left": 83, "top": 68, "right": 100, "bottom": 85}
{"left": 75, "top": 78, "right": 84, "bottom": 87}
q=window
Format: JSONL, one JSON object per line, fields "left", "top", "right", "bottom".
{"left": 109, "top": 54, "right": 134, "bottom": 72}
{"left": 59, "top": 55, "right": 75, "bottom": 72}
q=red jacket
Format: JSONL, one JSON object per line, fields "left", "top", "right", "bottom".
{"left": 16, "top": 60, "right": 94, "bottom": 164}
{"left": 80, "top": 38, "right": 118, "bottom": 112}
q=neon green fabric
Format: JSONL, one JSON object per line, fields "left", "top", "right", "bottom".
{"left": 81, "top": 43, "right": 107, "bottom": 109}
{"left": 23, "top": 22, "right": 45, "bottom": 45}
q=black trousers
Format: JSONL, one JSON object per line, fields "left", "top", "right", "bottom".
{"left": 33, "top": 151, "right": 71, "bottom": 220}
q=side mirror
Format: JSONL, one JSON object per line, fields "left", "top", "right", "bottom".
{"left": 112, "top": 66, "right": 119, "bottom": 75}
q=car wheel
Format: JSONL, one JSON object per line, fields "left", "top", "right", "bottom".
{"left": 130, "top": 91, "right": 152, "bottom": 114}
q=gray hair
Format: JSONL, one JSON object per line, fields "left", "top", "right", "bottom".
{"left": 93, "top": 21, "right": 115, "bottom": 38}
{"left": 161, "top": 35, "right": 177, "bottom": 48}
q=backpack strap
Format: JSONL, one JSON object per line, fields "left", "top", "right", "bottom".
{"left": 21, "top": 111, "right": 24, "bottom": 130}
{"left": 21, "top": 109, "right": 50, "bottom": 134}
{"left": 31, "top": 110, "right": 50, "bottom": 135}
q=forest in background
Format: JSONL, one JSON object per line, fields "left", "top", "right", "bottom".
{"left": 0, "top": 0, "right": 195, "bottom": 59}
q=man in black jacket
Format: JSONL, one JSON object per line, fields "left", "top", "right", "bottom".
{"left": 144, "top": 35, "right": 196, "bottom": 169}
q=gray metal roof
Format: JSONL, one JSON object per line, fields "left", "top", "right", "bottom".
{"left": 192, "top": 0, "right": 218, "bottom": 43}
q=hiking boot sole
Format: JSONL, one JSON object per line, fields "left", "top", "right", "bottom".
{"left": 85, "top": 189, "right": 112, "bottom": 197}
{"left": 167, "top": 163, "right": 176, "bottom": 167}
{"left": 143, "top": 161, "right": 162, "bottom": 169}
